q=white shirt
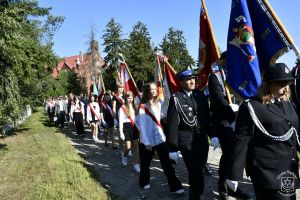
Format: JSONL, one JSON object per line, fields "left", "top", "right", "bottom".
{"left": 138, "top": 102, "right": 165, "bottom": 146}
{"left": 87, "top": 102, "right": 100, "bottom": 121}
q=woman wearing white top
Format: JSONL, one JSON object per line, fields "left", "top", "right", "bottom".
{"left": 70, "top": 96, "right": 85, "bottom": 137}
{"left": 138, "top": 83, "right": 184, "bottom": 194}
{"left": 87, "top": 95, "right": 102, "bottom": 143}
{"left": 118, "top": 91, "right": 140, "bottom": 172}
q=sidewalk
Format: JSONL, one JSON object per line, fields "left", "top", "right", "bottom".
{"left": 62, "top": 125, "right": 298, "bottom": 200}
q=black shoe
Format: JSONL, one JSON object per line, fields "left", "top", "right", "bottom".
{"left": 228, "top": 187, "right": 253, "bottom": 200}
{"left": 218, "top": 180, "right": 229, "bottom": 200}
{"left": 203, "top": 163, "right": 213, "bottom": 176}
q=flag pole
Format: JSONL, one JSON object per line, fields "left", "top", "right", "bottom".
{"left": 100, "top": 72, "right": 106, "bottom": 92}
{"left": 201, "top": 0, "right": 232, "bottom": 103}
{"left": 261, "top": 0, "right": 300, "bottom": 59}
{"left": 118, "top": 53, "right": 139, "bottom": 91}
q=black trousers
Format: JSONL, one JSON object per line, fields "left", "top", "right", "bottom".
{"left": 181, "top": 150, "right": 205, "bottom": 200}
{"left": 58, "top": 111, "right": 66, "bottom": 128}
{"left": 139, "top": 142, "right": 182, "bottom": 192}
{"left": 217, "top": 125, "right": 235, "bottom": 182}
{"left": 73, "top": 112, "right": 85, "bottom": 135}
{"left": 253, "top": 184, "right": 296, "bottom": 200}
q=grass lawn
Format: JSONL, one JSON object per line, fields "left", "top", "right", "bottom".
{"left": 0, "top": 108, "right": 111, "bottom": 200}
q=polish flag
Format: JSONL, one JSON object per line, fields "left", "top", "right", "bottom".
{"left": 97, "top": 76, "right": 105, "bottom": 101}
{"left": 120, "top": 62, "right": 141, "bottom": 103}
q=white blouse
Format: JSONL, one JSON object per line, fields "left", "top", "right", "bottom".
{"left": 87, "top": 102, "right": 100, "bottom": 121}
{"left": 138, "top": 102, "right": 165, "bottom": 146}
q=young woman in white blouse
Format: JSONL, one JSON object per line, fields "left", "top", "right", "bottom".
{"left": 87, "top": 95, "right": 102, "bottom": 143}
{"left": 138, "top": 83, "right": 184, "bottom": 194}
{"left": 118, "top": 91, "right": 140, "bottom": 173}
{"left": 70, "top": 96, "right": 85, "bottom": 137}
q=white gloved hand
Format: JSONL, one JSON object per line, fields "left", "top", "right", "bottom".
{"left": 169, "top": 152, "right": 179, "bottom": 164}
{"left": 114, "top": 119, "right": 119, "bottom": 127}
{"left": 229, "top": 103, "right": 239, "bottom": 112}
{"left": 119, "top": 132, "right": 125, "bottom": 141}
{"left": 211, "top": 137, "right": 219, "bottom": 150}
{"left": 226, "top": 179, "right": 238, "bottom": 192}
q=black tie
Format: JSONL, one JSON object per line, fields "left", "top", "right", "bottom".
{"left": 274, "top": 98, "right": 284, "bottom": 113}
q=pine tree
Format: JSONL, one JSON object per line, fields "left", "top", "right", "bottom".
{"left": 124, "top": 21, "right": 154, "bottom": 88}
{"left": 160, "top": 27, "right": 195, "bottom": 71}
{"left": 102, "top": 18, "right": 124, "bottom": 91}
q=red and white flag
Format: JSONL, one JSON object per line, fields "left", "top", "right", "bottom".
{"left": 197, "top": 0, "right": 219, "bottom": 89}
{"left": 97, "top": 75, "right": 105, "bottom": 101}
{"left": 120, "top": 62, "right": 141, "bottom": 103}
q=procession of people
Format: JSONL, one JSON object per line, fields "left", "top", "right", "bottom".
{"left": 43, "top": 61, "right": 300, "bottom": 200}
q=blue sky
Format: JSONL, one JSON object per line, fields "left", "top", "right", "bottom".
{"left": 39, "top": 0, "right": 300, "bottom": 68}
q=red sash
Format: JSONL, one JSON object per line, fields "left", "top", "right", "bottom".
{"left": 88, "top": 103, "right": 100, "bottom": 120}
{"left": 101, "top": 102, "right": 114, "bottom": 118}
{"left": 120, "top": 105, "right": 136, "bottom": 128}
{"left": 139, "top": 104, "right": 162, "bottom": 128}
{"left": 114, "top": 95, "right": 124, "bottom": 105}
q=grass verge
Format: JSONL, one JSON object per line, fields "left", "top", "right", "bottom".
{"left": 0, "top": 108, "right": 110, "bottom": 200}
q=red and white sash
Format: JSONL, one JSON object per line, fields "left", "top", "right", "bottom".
{"left": 139, "top": 104, "right": 162, "bottom": 128}
{"left": 88, "top": 103, "right": 100, "bottom": 120}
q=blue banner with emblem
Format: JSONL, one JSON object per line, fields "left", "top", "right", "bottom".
{"left": 227, "top": 0, "right": 289, "bottom": 98}
{"left": 227, "top": 0, "right": 261, "bottom": 98}
{"left": 248, "top": 0, "right": 288, "bottom": 70}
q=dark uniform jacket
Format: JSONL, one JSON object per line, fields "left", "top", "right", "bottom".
{"left": 228, "top": 97, "right": 300, "bottom": 189}
{"left": 166, "top": 89, "right": 213, "bottom": 152}
{"left": 208, "top": 73, "right": 235, "bottom": 125}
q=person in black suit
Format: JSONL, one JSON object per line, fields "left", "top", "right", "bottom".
{"left": 208, "top": 52, "right": 252, "bottom": 200}
{"left": 166, "top": 69, "right": 219, "bottom": 200}
{"left": 227, "top": 63, "right": 300, "bottom": 200}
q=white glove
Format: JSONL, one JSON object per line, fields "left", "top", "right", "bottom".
{"left": 211, "top": 137, "right": 219, "bottom": 150}
{"left": 114, "top": 119, "right": 119, "bottom": 127}
{"left": 169, "top": 152, "right": 179, "bottom": 164}
{"left": 229, "top": 103, "right": 239, "bottom": 112}
{"left": 226, "top": 179, "right": 238, "bottom": 192}
{"left": 119, "top": 132, "right": 125, "bottom": 141}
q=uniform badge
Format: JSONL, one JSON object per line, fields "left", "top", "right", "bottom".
{"left": 189, "top": 113, "right": 192, "bottom": 117}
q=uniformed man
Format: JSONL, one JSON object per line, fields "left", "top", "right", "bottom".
{"left": 166, "top": 69, "right": 219, "bottom": 200}
{"left": 208, "top": 52, "right": 252, "bottom": 200}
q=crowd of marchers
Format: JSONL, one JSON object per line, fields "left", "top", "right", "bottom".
{"left": 44, "top": 55, "right": 300, "bottom": 200}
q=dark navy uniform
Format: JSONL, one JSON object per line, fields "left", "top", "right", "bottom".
{"left": 208, "top": 72, "right": 236, "bottom": 195}
{"left": 166, "top": 89, "right": 213, "bottom": 200}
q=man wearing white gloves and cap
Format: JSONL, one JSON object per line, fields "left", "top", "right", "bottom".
{"left": 166, "top": 69, "right": 219, "bottom": 200}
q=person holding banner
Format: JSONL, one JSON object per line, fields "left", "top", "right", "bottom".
{"left": 208, "top": 52, "right": 252, "bottom": 200}
{"left": 138, "top": 82, "right": 184, "bottom": 195}
{"left": 166, "top": 69, "right": 218, "bottom": 200}
{"left": 227, "top": 63, "right": 299, "bottom": 200}
{"left": 87, "top": 95, "right": 101, "bottom": 143}
{"left": 118, "top": 91, "right": 140, "bottom": 173}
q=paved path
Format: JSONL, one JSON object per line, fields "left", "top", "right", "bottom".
{"left": 62, "top": 125, "right": 299, "bottom": 200}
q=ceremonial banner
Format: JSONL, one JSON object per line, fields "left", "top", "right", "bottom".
{"left": 97, "top": 75, "right": 105, "bottom": 101}
{"left": 93, "top": 80, "right": 99, "bottom": 97}
{"left": 164, "top": 60, "right": 180, "bottom": 95}
{"left": 198, "top": 0, "right": 218, "bottom": 89}
{"left": 227, "top": 0, "right": 261, "bottom": 98}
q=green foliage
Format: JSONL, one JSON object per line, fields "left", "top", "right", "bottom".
{"left": 102, "top": 18, "right": 124, "bottom": 90}
{"left": 124, "top": 21, "right": 155, "bottom": 89}
{"left": 0, "top": 0, "right": 64, "bottom": 125}
{"left": 160, "top": 27, "right": 195, "bottom": 71}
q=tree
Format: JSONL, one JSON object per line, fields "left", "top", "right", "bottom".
{"left": 124, "top": 21, "right": 154, "bottom": 88}
{"left": 102, "top": 18, "right": 124, "bottom": 91}
{"left": 0, "top": 0, "right": 63, "bottom": 125}
{"left": 160, "top": 27, "right": 195, "bottom": 71}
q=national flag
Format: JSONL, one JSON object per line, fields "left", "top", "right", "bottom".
{"left": 154, "top": 55, "right": 164, "bottom": 100}
{"left": 198, "top": 0, "right": 219, "bottom": 90}
{"left": 97, "top": 75, "right": 105, "bottom": 101}
{"left": 227, "top": 0, "right": 261, "bottom": 98}
{"left": 164, "top": 60, "right": 180, "bottom": 95}
{"left": 119, "top": 62, "right": 141, "bottom": 103}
